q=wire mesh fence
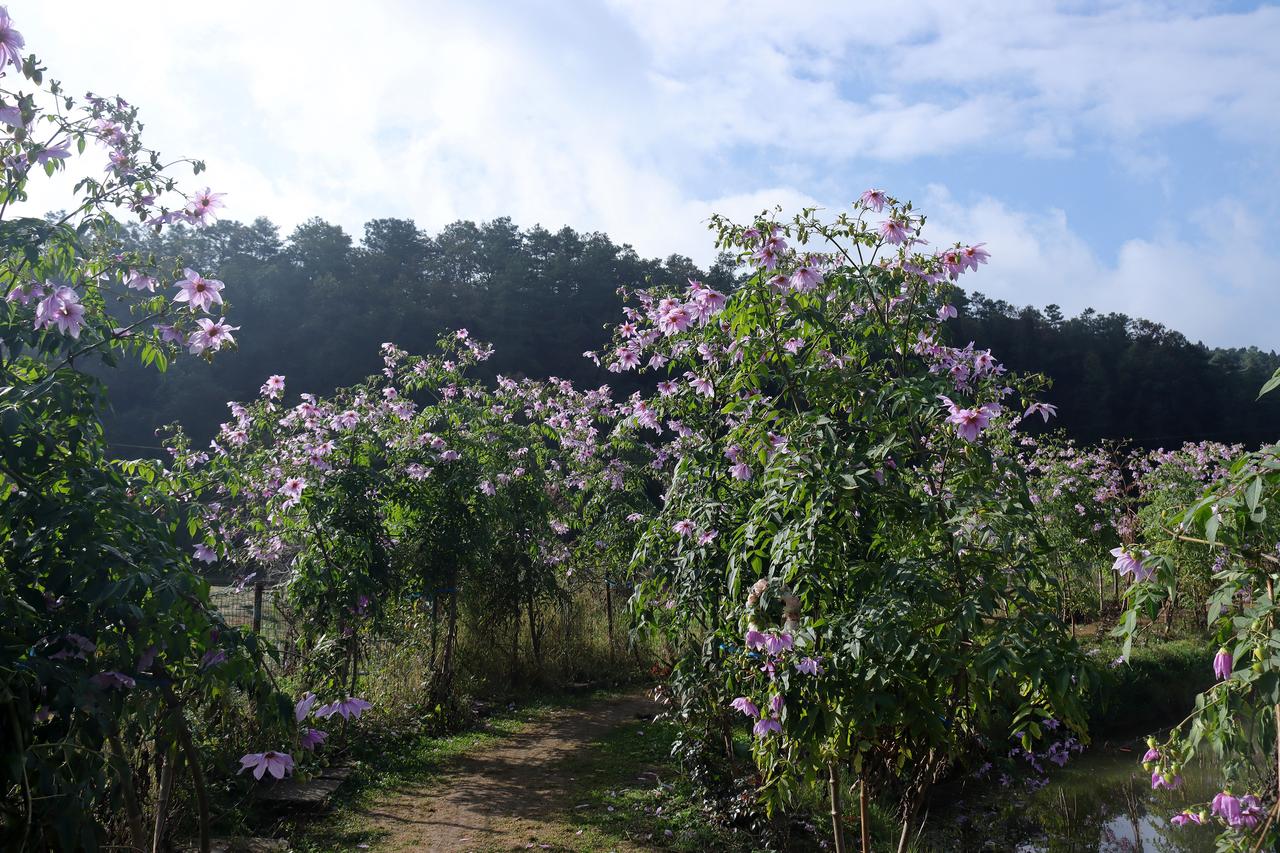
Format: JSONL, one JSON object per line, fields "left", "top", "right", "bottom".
{"left": 208, "top": 583, "right": 290, "bottom": 650}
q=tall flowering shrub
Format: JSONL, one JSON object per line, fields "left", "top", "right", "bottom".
{"left": 1118, "top": 391, "right": 1280, "bottom": 850}
{"left": 1020, "top": 437, "right": 1126, "bottom": 621}
{"left": 1128, "top": 441, "right": 1242, "bottom": 622}
{"left": 175, "top": 333, "right": 639, "bottom": 708}
{"left": 0, "top": 12, "right": 287, "bottom": 850}
{"left": 612, "top": 197, "right": 1088, "bottom": 850}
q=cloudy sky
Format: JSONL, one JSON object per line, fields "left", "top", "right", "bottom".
{"left": 15, "top": 0, "right": 1280, "bottom": 349}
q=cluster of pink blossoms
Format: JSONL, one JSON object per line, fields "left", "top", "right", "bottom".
{"left": 728, "top": 629, "right": 822, "bottom": 740}
{"left": 590, "top": 279, "right": 727, "bottom": 375}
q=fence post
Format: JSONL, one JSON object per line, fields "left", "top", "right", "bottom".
{"left": 252, "top": 582, "right": 264, "bottom": 634}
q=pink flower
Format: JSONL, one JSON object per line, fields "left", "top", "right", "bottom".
{"left": 125, "top": 270, "right": 157, "bottom": 292}
{"left": 185, "top": 188, "right": 225, "bottom": 225}
{"left": 859, "top": 189, "right": 887, "bottom": 212}
{"left": 188, "top": 317, "right": 239, "bottom": 355}
{"left": 1170, "top": 811, "right": 1203, "bottom": 827}
{"left": 878, "top": 217, "right": 911, "bottom": 244}
{"left": 940, "top": 249, "right": 964, "bottom": 279}
{"left": 789, "top": 265, "right": 822, "bottom": 293}
{"left": 155, "top": 323, "right": 185, "bottom": 345}
{"left": 1212, "top": 791, "right": 1241, "bottom": 824}
{"left": 657, "top": 299, "right": 692, "bottom": 335}
{"left": 939, "top": 396, "right": 998, "bottom": 442}
{"left": 279, "top": 477, "right": 305, "bottom": 507}
{"left": 763, "top": 633, "right": 793, "bottom": 655}
{"left": 795, "top": 657, "right": 822, "bottom": 676}
{"left": 730, "top": 462, "right": 752, "bottom": 481}
{"left": 300, "top": 728, "right": 328, "bottom": 752}
{"left": 262, "top": 375, "right": 286, "bottom": 398}
{"left": 200, "top": 649, "right": 227, "bottom": 669}
{"left": 751, "top": 229, "right": 788, "bottom": 270}
{"left": 34, "top": 140, "right": 71, "bottom": 166}
{"left": 1151, "top": 771, "right": 1182, "bottom": 790}
{"left": 0, "top": 7, "right": 25, "bottom": 72}
{"left": 49, "top": 634, "right": 95, "bottom": 661}
{"left": 688, "top": 376, "right": 714, "bottom": 397}
{"left": 657, "top": 380, "right": 678, "bottom": 397}
{"left": 315, "top": 696, "right": 373, "bottom": 721}
{"left": 295, "top": 692, "right": 318, "bottom": 722}
{"left": 439, "top": 450, "right": 461, "bottom": 462}
{"left": 697, "top": 529, "right": 718, "bottom": 546}
{"left": 782, "top": 337, "right": 804, "bottom": 354}
{"left": 673, "top": 519, "right": 695, "bottom": 537}
{"left": 962, "top": 243, "right": 990, "bottom": 271}
{"left": 173, "top": 269, "right": 225, "bottom": 313}
{"left": 1110, "top": 547, "right": 1155, "bottom": 582}
{"left": 753, "top": 717, "right": 782, "bottom": 738}
{"left": 6, "top": 280, "right": 43, "bottom": 306}
{"left": 1213, "top": 647, "right": 1232, "bottom": 681}
{"left": 0, "top": 103, "right": 24, "bottom": 130}
{"left": 937, "top": 304, "right": 958, "bottom": 322}
{"left": 406, "top": 463, "right": 430, "bottom": 481}
{"left": 745, "top": 630, "right": 767, "bottom": 650}
{"left": 1024, "top": 402, "right": 1057, "bottom": 422}
{"left": 616, "top": 346, "right": 641, "bottom": 371}
{"left": 693, "top": 285, "right": 727, "bottom": 316}
{"left": 239, "top": 751, "right": 295, "bottom": 781}
{"left": 729, "top": 697, "right": 758, "bottom": 718}
{"left": 34, "top": 286, "right": 86, "bottom": 339}
{"left": 193, "top": 544, "right": 217, "bottom": 563}
{"left": 90, "top": 671, "right": 136, "bottom": 690}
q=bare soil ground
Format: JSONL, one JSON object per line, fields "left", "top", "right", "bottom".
{"left": 359, "top": 691, "right": 657, "bottom": 852}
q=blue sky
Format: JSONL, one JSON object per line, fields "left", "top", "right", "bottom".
{"left": 16, "top": 0, "right": 1280, "bottom": 349}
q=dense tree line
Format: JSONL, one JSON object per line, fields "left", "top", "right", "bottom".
{"left": 97, "top": 216, "right": 1279, "bottom": 453}
{"left": 952, "top": 294, "right": 1280, "bottom": 447}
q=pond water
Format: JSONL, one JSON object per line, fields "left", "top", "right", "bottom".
{"left": 921, "top": 737, "right": 1223, "bottom": 851}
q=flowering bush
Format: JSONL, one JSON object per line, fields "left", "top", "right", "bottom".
{"left": 1118, "top": 384, "right": 1280, "bottom": 850}
{"left": 168, "top": 329, "right": 645, "bottom": 715}
{"left": 0, "top": 10, "right": 290, "bottom": 850}
{"left": 1020, "top": 437, "right": 1127, "bottom": 622}
{"left": 612, "top": 196, "right": 1090, "bottom": 850}
{"left": 1128, "top": 441, "right": 1242, "bottom": 623}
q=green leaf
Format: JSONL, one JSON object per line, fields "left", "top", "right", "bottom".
{"left": 1258, "top": 368, "right": 1280, "bottom": 399}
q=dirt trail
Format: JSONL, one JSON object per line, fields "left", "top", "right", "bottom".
{"left": 360, "top": 691, "right": 657, "bottom": 852}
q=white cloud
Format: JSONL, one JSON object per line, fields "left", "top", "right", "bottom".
{"left": 922, "top": 187, "right": 1280, "bottom": 350}
{"left": 8, "top": 0, "right": 1279, "bottom": 348}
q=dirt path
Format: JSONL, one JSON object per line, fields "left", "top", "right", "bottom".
{"left": 360, "top": 691, "right": 657, "bottom": 852}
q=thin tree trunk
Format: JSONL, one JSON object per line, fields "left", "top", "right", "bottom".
{"left": 1098, "top": 565, "right": 1105, "bottom": 621}
{"left": 859, "top": 779, "right": 871, "bottom": 853}
{"left": 527, "top": 591, "right": 542, "bottom": 669}
{"left": 106, "top": 731, "right": 147, "bottom": 853}
{"left": 436, "top": 584, "right": 460, "bottom": 704}
{"left": 829, "top": 762, "right": 847, "bottom": 853}
{"left": 604, "top": 571, "right": 615, "bottom": 663}
{"left": 151, "top": 745, "right": 177, "bottom": 853}
{"left": 896, "top": 781, "right": 932, "bottom": 853}
{"left": 430, "top": 592, "right": 439, "bottom": 667}
{"left": 511, "top": 605, "right": 521, "bottom": 681}
{"left": 161, "top": 690, "right": 209, "bottom": 853}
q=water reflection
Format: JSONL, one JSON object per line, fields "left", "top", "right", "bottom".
{"left": 923, "top": 739, "right": 1220, "bottom": 851}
